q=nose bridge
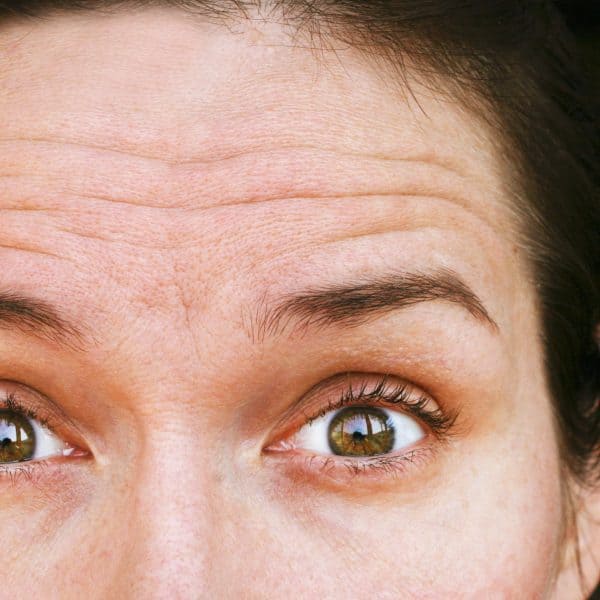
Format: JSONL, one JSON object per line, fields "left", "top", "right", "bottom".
{"left": 111, "top": 426, "right": 218, "bottom": 599}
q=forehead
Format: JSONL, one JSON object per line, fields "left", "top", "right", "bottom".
{"left": 0, "top": 7, "right": 532, "bottom": 423}
{"left": 0, "top": 8, "right": 518, "bottom": 347}
{"left": 0, "top": 8, "right": 503, "bottom": 205}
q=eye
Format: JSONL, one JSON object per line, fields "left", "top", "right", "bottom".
{"left": 0, "top": 407, "right": 74, "bottom": 464}
{"left": 264, "top": 375, "right": 457, "bottom": 486}
{"left": 294, "top": 405, "right": 425, "bottom": 457}
{"left": 265, "top": 373, "right": 456, "bottom": 472}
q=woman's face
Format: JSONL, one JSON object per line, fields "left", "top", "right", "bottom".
{"left": 0, "top": 8, "right": 574, "bottom": 598}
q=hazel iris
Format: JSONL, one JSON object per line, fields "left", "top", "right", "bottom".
{"left": 327, "top": 406, "right": 395, "bottom": 457}
{"left": 0, "top": 410, "right": 35, "bottom": 463}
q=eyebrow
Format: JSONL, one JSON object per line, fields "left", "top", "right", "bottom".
{"left": 0, "top": 272, "right": 496, "bottom": 348}
{"left": 0, "top": 291, "right": 83, "bottom": 347}
{"left": 250, "top": 269, "right": 497, "bottom": 342}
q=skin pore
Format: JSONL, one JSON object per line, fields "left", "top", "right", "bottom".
{"left": 0, "top": 6, "right": 593, "bottom": 598}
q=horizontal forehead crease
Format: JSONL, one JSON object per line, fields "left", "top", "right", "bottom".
{"left": 0, "top": 140, "right": 472, "bottom": 215}
{"left": 0, "top": 12, "right": 510, "bottom": 251}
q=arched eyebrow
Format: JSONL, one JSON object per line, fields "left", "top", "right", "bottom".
{"left": 249, "top": 269, "right": 498, "bottom": 343}
{"left": 0, "top": 292, "right": 84, "bottom": 347}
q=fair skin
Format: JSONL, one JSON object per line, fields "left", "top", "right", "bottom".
{"left": 0, "top": 7, "right": 596, "bottom": 598}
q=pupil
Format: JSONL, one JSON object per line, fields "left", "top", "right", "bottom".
{"left": 328, "top": 406, "right": 395, "bottom": 457}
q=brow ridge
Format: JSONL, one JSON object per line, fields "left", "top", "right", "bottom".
{"left": 251, "top": 268, "right": 497, "bottom": 343}
{"left": 0, "top": 291, "right": 83, "bottom": 347}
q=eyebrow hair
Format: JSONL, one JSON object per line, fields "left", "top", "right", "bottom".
{"left": 0, "top": 291, "right": 83, "bottom": 347}
{"left": 250, "top": 269, "right": 497, "bottom": 342}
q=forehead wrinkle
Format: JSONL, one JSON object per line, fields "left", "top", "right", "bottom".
{"left": 0, "top": 157, "right": 509, "bottom": 260}
{"left": 0, "top": 12, "right": 512, "bottom": 248}
{"left": 0, "top": 134, "right": 466, "bottom": 176}
{"left": 0, "top": 136, "right": 467, "bottom": 201}
{"left": 0, "top": 146, "right": 474, "bottom": 220}
{"left": 0, "top": 241, "right": 66, "bottom": 262}
{"left": 0, "top": 190, "right": 496, "bottom": 257}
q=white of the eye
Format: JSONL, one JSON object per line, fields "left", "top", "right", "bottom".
{"left": 29, "top": 418, "right": 69, "bottom": 460}
{"left": 294, "top": 408, "right": 425, "bottom": 455}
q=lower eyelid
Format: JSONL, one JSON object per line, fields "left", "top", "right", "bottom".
{"left": 264, "top": 444, "right": 437, "bottom": 489}
{"left": 0, "top": 451, "right": 90, "bottom": 490}
{"left": 0, "top": 459, "right": 60, "bottom": 489}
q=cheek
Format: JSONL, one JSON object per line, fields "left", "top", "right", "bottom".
{"left": 245, "top": 425, "right": 563, "bottom": 598}
{"left": 426, "top": 459, "right": 562, "bottom": 596}
{"left": 220, "top": 487, "right": 561, "bottom": 599}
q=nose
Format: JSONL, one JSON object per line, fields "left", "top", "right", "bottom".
{"left": 108, "top": 424, "right": 219, "bottom": 599}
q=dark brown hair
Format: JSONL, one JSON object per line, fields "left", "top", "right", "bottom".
{"left": 1, "top": 0, "right": 598, "bottom": 487}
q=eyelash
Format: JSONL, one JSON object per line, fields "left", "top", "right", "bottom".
{"left": 306, "top": 376, "right": 456, "bottom": 437}
{"left": 3, "top": 393, "right": 51, "bottom": 429}
{"left": 0, "top": 460, "right": 52, "bottom": 486}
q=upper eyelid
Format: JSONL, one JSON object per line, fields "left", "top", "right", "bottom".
{"left": 309, "top": 379, "right": 456, "bottom": 435}
{"left": 308, "top": 378, "right": 416, "bottom": 420}
{"left": 298, "top": 372, "right": 431, "bottom": 411}
{"left": 0, "top": 381, "right": 89, "bottom": 451}
{"left": 267, "top": 373, "right": 458, "bottom": 448}
{"left": 3, "top": 391, "right": 55, "bottom": 431}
